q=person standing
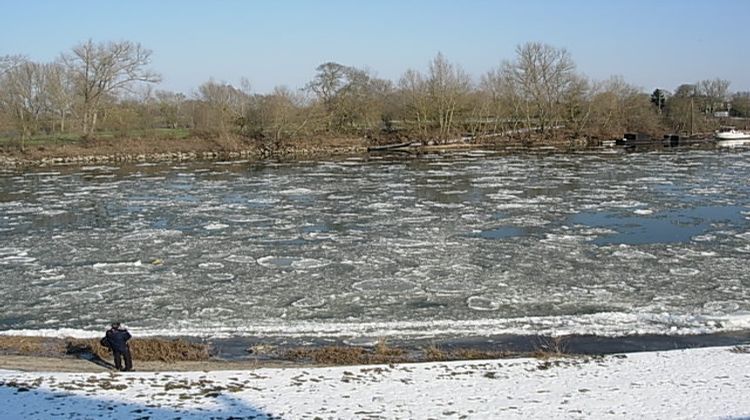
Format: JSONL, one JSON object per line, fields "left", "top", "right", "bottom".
{"left": 103, "top": 322, "right": 133, "bottom": 371}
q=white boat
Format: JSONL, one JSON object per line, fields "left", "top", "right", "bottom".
{"left": 715, "top": 126, "right": 750, "bottom": 140}
{"left": 717, "top": 138, "right": 750, "bottom": 148}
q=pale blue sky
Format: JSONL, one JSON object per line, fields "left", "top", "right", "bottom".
{"left": 1, "top": 0, "right": 748, "bottom": 94}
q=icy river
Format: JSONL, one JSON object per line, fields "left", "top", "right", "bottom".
{"left": 1, "top": 149, "right": 749, "bottom": 341}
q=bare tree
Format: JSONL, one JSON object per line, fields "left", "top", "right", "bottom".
{"left": 426, "top": 52, "right": 471, "bottom": 141}
{"left": 666, "top": 84, "right": 701, "bottom": 134}
{"left": 697, "top": 78, "right": 730, "bottom": 113}
{"left": 63, "top": 40, "right": 160, "bottom": 136}
{"left": 481, "top": 63, "right": 525, "bottom": 135}
{"left": 155, "top": 90, "right": 187, "bottom": 129}
{"left": 398, "top": 68, "right": 430, "bottom": 138}
{"left": 45, "top": 61, "right": 76, "bottom": 133}
{"left": 195, "top": 79, "right": 252, "bottom": 134}
{"left": 307, "top": 62, "right": 389, "bottom": 133}
{"left": 588, "top": 76, "right": 660, "bottom": 137}
{"left": 0, "top": 60, "right": 50, "bottom": 150}
{"left": 504, "top": 42, "right": 579, "bottom": 136}
{"left": 731, "top": 91, "right": 750, "bottom": 119}
{"left": 256, "top": 86, "right": 312, "bottom": 146}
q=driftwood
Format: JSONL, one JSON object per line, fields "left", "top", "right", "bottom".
{"left": 367, "top": 141, "right": 419, "bottom": 152}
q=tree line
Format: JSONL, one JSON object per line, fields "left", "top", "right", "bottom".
{"left": 2, "top": 39, "right": 748, "bottom": 151}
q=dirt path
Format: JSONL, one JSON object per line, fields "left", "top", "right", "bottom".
{"left": 0, "top": 354, "right": 297, "bottom": 373}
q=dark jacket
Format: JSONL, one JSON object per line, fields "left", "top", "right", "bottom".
{"left": 104, "top": 328, "right": 132, "bottom": 353}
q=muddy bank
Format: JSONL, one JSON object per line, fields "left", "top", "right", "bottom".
{"left": 0, "top": 136, "right": 371, "bottom": 168}
{"left": 2, "top": 332, "right": 748, "bottom": 372}
{"left": 0, "top": 134, "right": 593, "bottom": 169}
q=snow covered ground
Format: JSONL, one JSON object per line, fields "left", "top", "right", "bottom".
{"left": 1, "top": 346, "right": 749, "bottom": 419}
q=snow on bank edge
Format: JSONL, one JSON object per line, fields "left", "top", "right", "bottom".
{"left": 1, "top": 346, "right": 749, "bottom": 419}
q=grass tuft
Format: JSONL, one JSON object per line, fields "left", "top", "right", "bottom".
{"left": 730, "top": 345, "right": 750, "bottom": 354}
{"left": 66, "top": 338, "right": 211, "bottom": 362}
{"left": 532, "top": 336, "right": 570, "bottom": 359}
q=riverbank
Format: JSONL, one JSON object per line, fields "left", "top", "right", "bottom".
{"left": 2, "top": 331, "right": 750, "bottom": 369}
{"left": 0, "top": 135, "right": 373, "bottom": 168}
{"left": 2, "top": 345, "right": 749, "bottom": 418}
{"left": 0, "top": 133, "right": 597, "bottom": 168}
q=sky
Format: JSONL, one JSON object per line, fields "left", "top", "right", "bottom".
{"left": 1, "top": 0, "right": 748, "bottom": 95}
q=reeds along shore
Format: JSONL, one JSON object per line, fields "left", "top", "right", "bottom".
{"left": 0, "top": 335, "right": 548, "bottom": 366}
{"left": 0, "top": 336, "right": 210, "bottom": 362}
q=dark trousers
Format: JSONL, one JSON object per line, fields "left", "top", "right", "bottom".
{"left": 113, "top": 347, "right": 133, "bottom": 371}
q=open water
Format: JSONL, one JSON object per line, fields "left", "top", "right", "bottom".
{"left": 1, "top": 148, "right": 749, "bottom": 341}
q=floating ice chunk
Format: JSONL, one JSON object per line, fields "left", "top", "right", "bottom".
{"left": 91, "top": 260, "right": 145, "bottom": 275}
{"left": 542, "top": 234, "right": 584, "bottom": 244}
{"left": 467, "top": 296, "right": 500, "bottom": 311}
{"left": 198, "top": 262, "right": 224, "bottom": 270}
{"left": 291, "top": 258, "right": 331, "bottom": 270}
{"left": 352, "top": 279, "right": 418, "bottom": 293}
{"left": 429, "top": 202, "right": 464, "bottom": 209}
{"left": 257, "top": 256, "right": 330, "bottom": 269}
{"left": 692, "top": 234, "right": 716, "bottom": 242}
{"left": 0, "top": 255, "right": 36, "bottom": 264}
{"left": 0, "top": 247, "right": 25, "bottom": 258}
{"left": 38, "top": 209, "right": 67, "bottom": 216}
{"left": 92, "top": 260, "right": 142, "bottom": 269}
{"left": 291, "top": 296, "right": 327, "bottom": 308}
{"left": 279, "top": 187, "right": 314, "bottom": 195}
{"left": 205, "top": 223, "right": 229, "bottom": 230}
{"left": 669, "top": 267, "right": 701, "bottom": 276}
{"left": 207, "top": 273, "right": 234, "bottom": 281}
{"left": 612, "top": 247, "right": 656, "bottom": 260}
{"left": 224, "top": 255, "right": 256, "bottom": 264}
{"left": 121, "top": 229, "right": 182, "bottom": 241}
{"left": 633, "top": 209, "right": 653, "bottom": 215}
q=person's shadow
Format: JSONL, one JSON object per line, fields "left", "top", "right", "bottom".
{"left": 65, "top": 342, "right": 117, "bottom": 370}
{"left": 75, "top": 350, "right": 117, "bottom": 370}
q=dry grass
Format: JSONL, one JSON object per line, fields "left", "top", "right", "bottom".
{"left": 730, "top": 345, "right": 750, "bottom": 354}
{"left": 1, "top": 335, "right": 210, "bottom": 362}
{"left": 423, "top": 344, "right": 512, "bottom": 362}
{"left": 66, "top": 338, "right": 211, "bottom": 362}
{"left": 285, "top": 339, "right": 408, "bottom": 365}
{"left": 532, "top": 336, "right": 570, "bottom": 359}
{"left": 283, "top": 340, "right": 516, "bottom": 366}
{"left": 0, "top": 336, "right": 66, "bottom": 356}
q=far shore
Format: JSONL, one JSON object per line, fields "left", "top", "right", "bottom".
{"left": 0, "top": 134, "right": 622, "bottom": 169}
